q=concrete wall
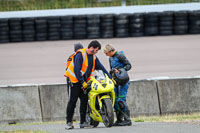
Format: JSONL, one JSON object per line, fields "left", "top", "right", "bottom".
{"left": 157, "top": 78, "right": 200, "bottom": 114}
{"left": 127, "top": 80, "right": 160, "bottom": 117}
{"left": 38, "top": 84, "right": 68, "bottom": 122}
{"left": 38, "top": 84, "right": 80, "bottom": 122}
{"left": 0, "top": 85, "right": 42, "bottom": 124}
{"left": 1, "top": 77, "right": 200, "bottom": 124}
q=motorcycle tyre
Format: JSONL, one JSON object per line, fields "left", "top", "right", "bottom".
{"left": 85, "top": 105, "right": 99, "bottom": 127}
{"left": 102, "top": 98, "right": 114, "bottom": 127}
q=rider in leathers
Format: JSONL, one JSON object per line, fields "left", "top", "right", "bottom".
{"left": 103, "top": 44, "right": 132, "bottom": 126}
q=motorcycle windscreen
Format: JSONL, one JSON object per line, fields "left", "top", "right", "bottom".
{"left": 95, "top": 70, "right": 107, "bottom": 84}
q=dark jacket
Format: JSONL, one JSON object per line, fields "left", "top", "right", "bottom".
{"left": 109, "top": 51, "right": 131, "bottom": 71}
{"left": 74, "top": 52, "right": 112, "bottom": 83}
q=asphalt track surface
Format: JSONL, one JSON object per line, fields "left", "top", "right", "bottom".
{"left": 0, "top": 35, "right": 200, "bottom": 86}
{"left": 0, "top": 122, "right": 200, "bottom": 133}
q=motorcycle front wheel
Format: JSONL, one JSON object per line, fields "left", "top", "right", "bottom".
{"left": 102, "top": 98, "right": 114, "bottom": 127}
{"left": 86, "top": 105, "right": 99, "bottom": 127}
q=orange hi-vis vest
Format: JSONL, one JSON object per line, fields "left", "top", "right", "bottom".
{"left": 64, "top": 48, "right": 96, "bottom": 83}
{"left": 66, "top": 48, "right": 84, "bottom": 70}
{"left": 66, "top": 54, "right": 74, "bottom": 70}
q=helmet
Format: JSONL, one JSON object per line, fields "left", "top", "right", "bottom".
{"left": 113, "top": 68, "right": 129, "bottom": 85}
{"left": 74, "top": 42, "right": 83, "bottom": 52}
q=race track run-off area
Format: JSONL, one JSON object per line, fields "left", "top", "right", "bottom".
{"left": 0, "top": 35, "right": 200, "bottom": 86}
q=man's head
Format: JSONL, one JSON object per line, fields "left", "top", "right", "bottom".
{"left": 74, "top": 42, "right": 83, "bottom": 52}
{"left": 87, "top": 40, "right": 101, "bottom": 55}
{"left": 103, "top": 44, "right": 116, "bottom": 57}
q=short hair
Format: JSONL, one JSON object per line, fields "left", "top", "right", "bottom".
{"left": 103, "top": 44, "right": 115, "bottom": 54}
{"left": 88, "top": 40, "right": 101, "bottom": 50}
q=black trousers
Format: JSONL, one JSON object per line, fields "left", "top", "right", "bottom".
{"left": 66, "top": 82, "right": 88, "bottom": 124}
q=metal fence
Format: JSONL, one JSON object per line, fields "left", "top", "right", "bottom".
{"left": 0, "top": 0, "right": 200, "bottom": 11}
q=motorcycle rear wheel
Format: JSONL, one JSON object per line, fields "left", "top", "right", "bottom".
{"left": 102, "top": 98, "right": 114, "bottom": 127}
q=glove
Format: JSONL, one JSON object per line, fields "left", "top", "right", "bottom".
{"left": 110, "top": 68, "right": 116, "bottom": 74}
{"left": 82, "top": 81, "right": 88, "bottom": 90}
{"left": 112, "top": 78, "right": 117, "bottom": 85}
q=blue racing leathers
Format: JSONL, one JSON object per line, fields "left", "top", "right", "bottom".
{"left": 114, "top": 81, "right": 130, "bottom": 111}
{"left": 109, "top": 51, "right": 131, "bottom": 112}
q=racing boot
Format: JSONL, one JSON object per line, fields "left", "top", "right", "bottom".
{"left": 118, "top": 110, "right": 132, "bottom": 126}
{"left": 113, "top": 111, "right": 123, "bottom": 126}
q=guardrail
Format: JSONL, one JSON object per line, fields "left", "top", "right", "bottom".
{"left": 1, "top": 77, "right": 200, "bottom": 124}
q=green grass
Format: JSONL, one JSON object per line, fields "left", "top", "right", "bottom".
{"left": 0, "top": 130, "right": 52, "bottom": 133}
{"left": 133, "top": 113, "right": 200, "bottom": 123}
{"left": 0, "top": 121, "right": 66, "bottom": 127}
{"left": 0, "top": 0, "right": 199, "bottom": 12}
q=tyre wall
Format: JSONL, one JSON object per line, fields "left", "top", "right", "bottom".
{"left": 0, "top": 10, "right": 200, "bottom": 43}
{"left": 1, "top": 78, "right": 200, "bottom": 124}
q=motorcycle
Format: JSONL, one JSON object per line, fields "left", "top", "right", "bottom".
{"left": 85, "top": 70, "right": 115, "bottom": 128}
